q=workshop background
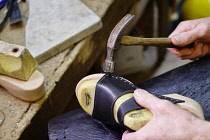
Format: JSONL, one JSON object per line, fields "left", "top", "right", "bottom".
{"left": 0, "top": 0, "right": 209, "bottom": 139}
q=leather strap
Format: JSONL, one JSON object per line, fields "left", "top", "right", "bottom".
{"left": 117, "top": 97, "right": 142, "bottom": 127}
{"left": 92, "top": 74, "right": 138, "bottom": 127}
{"left": 117, "top": 95, "right": 185, "bottom": 129}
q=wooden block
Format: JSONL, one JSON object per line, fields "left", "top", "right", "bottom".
{"left": 25, "top": 0, "right": 102, "bottom": 63}
{"left": 0, "top": 41, "right": 38, "bottom": 80}
{"left": 0, "top": 70, "right": 45, "bottom": 102}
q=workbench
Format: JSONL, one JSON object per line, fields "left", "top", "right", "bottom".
{"left": 0, "top": 0, "right": 137, "bottom": 139}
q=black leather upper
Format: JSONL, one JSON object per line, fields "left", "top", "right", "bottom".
{"left": 92, "top": 74, "right": 185, "bottom": 130}
{"left": 92, "top": 74, "right": 138, "bottom": 128}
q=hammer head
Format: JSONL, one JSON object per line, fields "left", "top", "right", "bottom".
{"left": 103, "top": 14, "right": 134, "bottom": 73}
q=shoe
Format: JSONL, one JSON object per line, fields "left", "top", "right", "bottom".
{"left": 76, "top": 74, "right": 204, "bottom": 131}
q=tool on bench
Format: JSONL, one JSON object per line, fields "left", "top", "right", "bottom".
{"left": 0, "top": 0, "right": 7, "bottom": 9}
{"left": 0, "top": 0, "right": 23, "bottom": 32}
{"left": 0, "top": 41, "right": 45, "bottom": 102}
{"left": 7, "top": 0, "right": 22, "bottom": 24}
{"left": 103, "top": 14, "right": 194, "bottom": 73}
{"left": 0, "top": 0, "right": 13, "bottom": 32}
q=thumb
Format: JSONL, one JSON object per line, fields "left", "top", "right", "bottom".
{"left": 134, "top": 89, "right": 162, "bottom": 111}
{"left": 171, "top": 30, "right": 198, "bottom": 47}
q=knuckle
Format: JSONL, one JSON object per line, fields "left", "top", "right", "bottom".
{"left": 193, "top": 50, "right": 202, "bottom": 57}
{"left": 173, "top": 49, "right": 182, "bottom": 56}
{"left": 197, "top": 24, "right": 210, "bottom": 38}
{"left": 182, "top": 32, "right": 193, "bottom": 41}
{"left": 141, "top": 95, "right": 151, "bottom": 104}
{"left": 178, "top": 21, "right": 187, "bottom": 27}
{"left": 175, "top": 21, "right": 188, "bottom": 31}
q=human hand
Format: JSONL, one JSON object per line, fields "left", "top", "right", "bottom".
{"left": 168, "top": 17, "right": 210, "bottom": 60}
{"left": 122, "top": 89, "right": 210, "bottom": 140}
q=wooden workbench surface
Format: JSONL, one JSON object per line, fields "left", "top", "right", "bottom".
{"left": 0, "top": 0, "right": 137, "bottom": 139}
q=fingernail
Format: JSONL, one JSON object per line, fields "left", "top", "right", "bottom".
{"left": 134, "top": 89, "right": 147, "bottom": 97}
{"left": 199, "top": 42, "right": 204, "bottom": 48}
{"left": 186, "top": 49, "right": 193, "bottom": 55}
{"left": 173, "top": 34, "right": 183, "bottom": 44}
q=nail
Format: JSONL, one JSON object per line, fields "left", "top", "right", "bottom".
{"left": 173, "top": 34, "right": 183, "bottom": 44}
{"left": 134, "top": 89, "right": 147, "bottom": 97}
{"left": 186, "top": 49, "right": 193, "bottom": 55}
{"left": 199, "top": 42, "right": 204, "bottom": 48}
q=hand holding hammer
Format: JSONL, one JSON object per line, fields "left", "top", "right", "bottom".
{"left": 103, "top": 14, "right": 193, "bottom": 73}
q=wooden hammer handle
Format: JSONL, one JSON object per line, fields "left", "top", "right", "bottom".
{"left": 121, "top": 36, "right": 193, "bottom": 48}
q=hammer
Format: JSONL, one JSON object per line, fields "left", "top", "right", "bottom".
{"left": 103, "top": 14, "right": 193, "bottom": 73}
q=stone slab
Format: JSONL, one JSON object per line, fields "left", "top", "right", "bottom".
{"left": 25, "top": 0, "right": 102, "bottom": 63}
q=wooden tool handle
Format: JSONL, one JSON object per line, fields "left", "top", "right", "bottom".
{"left": 121, "top": 36, "right": 180, "bottom": 48}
